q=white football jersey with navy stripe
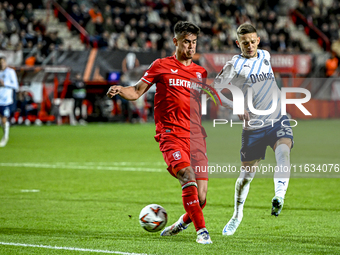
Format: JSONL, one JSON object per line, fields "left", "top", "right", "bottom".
{"left": 215, "top": 49, "right": 282, "bottom": 130}
{"left": 0, "top": 67, "right": 19, "bottom": 106}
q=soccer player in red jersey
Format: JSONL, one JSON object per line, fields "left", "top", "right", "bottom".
{"left": 107, "top": 21, "right": 212, "bottom": 244}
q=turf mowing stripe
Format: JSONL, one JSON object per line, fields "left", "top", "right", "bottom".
{"left": 0, "top": 242, "right": 149, "bottom": 254}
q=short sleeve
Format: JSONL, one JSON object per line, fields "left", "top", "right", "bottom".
{"left": 214, "top": 61, "right": 236, "bottom": 90}
{"left": 141, "top": 59, "right": 161, "bottom": 85}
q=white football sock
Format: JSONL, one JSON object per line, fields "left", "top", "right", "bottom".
{"left": 274, "top": 144, "right": 291, "bottom": 199}
{"left": 4, "top": 122, "right": 9, "bottom": 139}
{"left": 232, "top": 170, "right": 256, "bottom": 220}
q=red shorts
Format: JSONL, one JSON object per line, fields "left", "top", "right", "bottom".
{"left": 157, "top": 134, "right": 208, "bottom": 180}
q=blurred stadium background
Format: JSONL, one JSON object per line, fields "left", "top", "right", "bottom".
{"left": 0, "top": 0, "right": 340, "bottom": 254}
{"left": 0, "top": 0, "right": 339, "bottom": 124}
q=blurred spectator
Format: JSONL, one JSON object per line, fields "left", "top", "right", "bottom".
{"left": 2, "top": 2, "right": 13, "bottom": 18}
{"left": 66, "top": 0, "right": 78, "bottom": 14}
{"left": 113, "top": 17, "right": 124, "bottom": 33}
{"left": 0, "top": 29, "right": 7, "bottom": 49}
{"left": 116, "top": 32, "right": 128, "bottom": 50}
{"left": 88, "top": 4, "right": 103, "bottom": 34}
{"left": 325, "top": 51, "right": 339, "bottom": 77}
{"left": 16, "top": 86, "right": 39, "bottom": 125}
{"left": 116, "top": 73, "right": 132, "bottom": 122}
{"left": 146, "top": 6, "right": 160, "bottom": 24}
{"left": 126, "top": 29, "right": 137, "bottom": 47}
{"left": 112, "top": 6, "right": 122, "bottom": 20}
{"left": 27, "top": 41, "right": 44, "bottom": 64}
{"left": 24, "top": 3, "right": 34, "bottom": 21}
{"left": 19, "top": 29, "right": 32, "bottom": 48}
{"left": 8, "top": 31, "right": 20, "bottom": 47}
{"left": 329, "top": 23, "right": 339, "bottom": 41}
{"left": 97, "top": 30, "right": 109, "bottom": 49}
{"left": 130, "top": 41, "right": 140, "bottom": 51}
{"left": 70, "top": 72, "right": 87, "bottom": 124}
{"left": 5, "top": 14, "right": 20, "bottom": 33}
{"left": 187, "top": 4, "right": 201, "bottom": 26}
{"left": 25, "top": 52, "right": 36, "bottom": 66}
{"left": 32, "top": 18, "right": 46, "bottom": 34}
{"left": 270, "top": 34, "right": 279, "bottom": 52}
{"left": 136, "top": 31, "right": 148, "bottom": 50}
{"left": 278, "top": 34, "right": 287, "bottom": 52}
{"left": 18, "top": 16, "right": 29, "bottom": 31}
{"left": 256, "top": 21, "right": 269, "bottom": 45}
{"left": 102, "top": 4, "right": 112, "bottom": 22}
{"left": 0, "top": 3, "right": 7, "bottom": 24}
{"left": 14, "top": 2, "right": 25, "bottom": 20}
{"left": 103, "top": 16, "right": 115, "bottom": 34}
{"left": 70, "top": 4, "right": 84, "bottom": 28}
{"left": 161, "top": 41, "right": 173, "bottom": 58}
{"left": 122, "top": 52, "right": 140, "bottom": 73}
{"left": 121, "top": 6, "right": 134, "bottom": 25}
{"left": 267, "top": 10, "right": 278, "bottom": 25}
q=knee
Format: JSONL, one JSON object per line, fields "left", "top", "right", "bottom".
{"left": 177, "top": 166, "right": 195, "bottom": 184}
{"left": 275, "top": 144, "right": 290, "bottom": 156}
{"left": 237, "top": 170, "right": 255, "bottom": 185}
{"left": 237, "top": 177, "right": 253, "bottom": 186}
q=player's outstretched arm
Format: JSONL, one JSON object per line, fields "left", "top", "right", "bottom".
{"left": 106, "top": 80, "right": 151, "bottom": 101}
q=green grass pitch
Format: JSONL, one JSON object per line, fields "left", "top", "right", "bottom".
{"left": 0, "top": 120, "right": 339, "bottom": 254}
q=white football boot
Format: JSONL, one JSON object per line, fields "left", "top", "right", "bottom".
{"left": 196, "top": 228, "right": 212, "bottom": 244}
{"left": 222, "top": 218, "right": 241, "bottom": 236}
{"left": 160, "top": 214, "right": 189, "bottom": 236}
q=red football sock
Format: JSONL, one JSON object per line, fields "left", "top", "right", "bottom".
{"left": 183, "top": 199, "right": 206, "bottom": 224}
{"left": 181, "top": 182, "right": 206, "bottom": 231}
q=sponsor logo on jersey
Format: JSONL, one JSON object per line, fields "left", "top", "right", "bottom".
{"left": 171, "top": 69, "right": 178, "bottom": 73}
{"left": 169, "top": 78, "right": 192, "bottom": 88}
{"left": 250, "top": 72, "right": 274, "bottom": 84}
{"left": 144, "top": 72, "right": 148, "bottom": 76}
{"left": 196, "top": 72, "right": 202, "bottom": 81}
{"left": 169, "top": 79, "right": 201, "bottom": 91}
{"left": 173, "top": 151, "right": 181, "bottom": 160}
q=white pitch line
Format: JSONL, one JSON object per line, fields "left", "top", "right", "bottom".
{"left": 0, "top": 163, "right": 164, "bottom": 173}
{"left": 0, "top": 242, "right": 148, "bottom": 255}
{"left": 20, "top": 189, "right": 40, "bottom": 193}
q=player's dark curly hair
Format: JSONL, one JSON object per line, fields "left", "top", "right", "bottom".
{"left": 174, "top": 21, "right": 200, "bottom": 38}
{"left": 236, "top": 23, "right": 257, "bottom": 37}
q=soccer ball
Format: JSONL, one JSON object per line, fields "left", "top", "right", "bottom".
{"left": 139, "top": 204, "right": 168, "bottom": 232}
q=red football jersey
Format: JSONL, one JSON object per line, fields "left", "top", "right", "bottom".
{"left": 141, "top": 55, "right": 207, "bottom": 138}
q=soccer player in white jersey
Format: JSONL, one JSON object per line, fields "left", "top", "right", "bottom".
{"left": 214, "top": 24, "right": 293, "bottom": 235}
{"left": 0, "top": 56, "right": 19, "bottom": 147}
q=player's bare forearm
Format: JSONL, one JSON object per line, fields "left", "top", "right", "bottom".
{"left": 106, "top": 85, "right": 138, "bottom": 100}
{"left": 238, "top": 110, "right": 250, "bottom": 121}
{"left": 106, "top": 80, "right": 151, "bottom": 101}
